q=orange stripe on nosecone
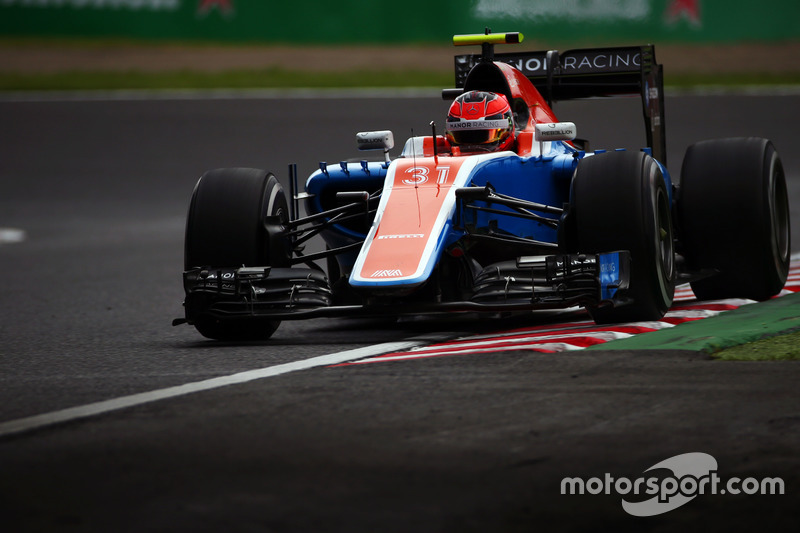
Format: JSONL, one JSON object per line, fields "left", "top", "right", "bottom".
{"left": 359, "top": 156, "right": 469, "bottom": 280}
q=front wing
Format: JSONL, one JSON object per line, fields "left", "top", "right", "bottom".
{"left": 175, "top": 251, "right": 631, "bottom": 325}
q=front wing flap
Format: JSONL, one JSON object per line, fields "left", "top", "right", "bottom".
{"left": 472, "top": 251, "right": 630, "bottom": 307}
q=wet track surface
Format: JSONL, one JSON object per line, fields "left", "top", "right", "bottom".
{"left": 1, "top": 93, "right": 800, "bottom": 531}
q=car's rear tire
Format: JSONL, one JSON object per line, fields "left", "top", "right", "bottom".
{"left": 184, "top": 168, "right": 290, "bottom": 340}
{"left": 677, "top": 137, "right": 789, "bottom": 301}
{"left": 569, "top": 151, "right": 675, "bottom": 323}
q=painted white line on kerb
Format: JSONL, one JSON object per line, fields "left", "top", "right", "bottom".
{"left": 0, "top": 339, "right": 435, "bottom": 439}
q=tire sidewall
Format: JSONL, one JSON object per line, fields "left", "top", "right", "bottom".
{"left": 761, "top": 145, "right": 790, "bottom": 291}
{"left": 643, "top": 158, "right": 675, "bottom": 313}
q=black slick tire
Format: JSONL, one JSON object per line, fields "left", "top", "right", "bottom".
{"left": 184, "top": 168, "right": 290, "bottom": 340}
{"left": 569, "top": 150, "right": 675, "bottom": 323}
{"left": 677, "top": 137, "right": 789, "bottom": 301}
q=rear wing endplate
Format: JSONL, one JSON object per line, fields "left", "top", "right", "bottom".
{"left": 454, "top": 45, "right": 666, "bottom": 164}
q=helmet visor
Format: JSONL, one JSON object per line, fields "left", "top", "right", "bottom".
{"left": 446, "top": 117, "right": 510, "bottom": 147}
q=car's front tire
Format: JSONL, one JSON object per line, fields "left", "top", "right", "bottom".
{"left": 184, "top": 168, "right": 290, "bottom": 340}
{"left": 568, "top": 150, "right": 675, "bottom": 323}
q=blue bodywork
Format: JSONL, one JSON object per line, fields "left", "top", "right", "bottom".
{"left": 305, "top": 141, "right": 672, "bottom": 285}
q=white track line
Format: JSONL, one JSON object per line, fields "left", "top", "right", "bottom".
{"left": 0, "top": 228, "right": 26, "bottom": 245}
{"left": 0, "top": 337, "right": 442, "bottom": 439}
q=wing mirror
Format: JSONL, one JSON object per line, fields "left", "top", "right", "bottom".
{"left": 534, "top": 122, "right": 576, "bottom": 154}
{"left": 356, "top": 130, "right": 394, "bottom": 163}
{"left": 534, "top": 122, "right": 577, "bottom": 142}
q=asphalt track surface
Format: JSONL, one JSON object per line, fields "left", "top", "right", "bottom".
{"left": 1, "top": 91, "right": 800, "bottom": 531}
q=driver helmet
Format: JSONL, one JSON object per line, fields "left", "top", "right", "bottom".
{"left": 446, "top": 91, "right": 515, "bottom": 153}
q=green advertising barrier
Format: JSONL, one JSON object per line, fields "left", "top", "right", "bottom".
{"left": 1, "top": 0, "right": 798, "bottom": 44}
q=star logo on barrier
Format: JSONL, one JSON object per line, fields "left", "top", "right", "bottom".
{"left": 665, "top": 0, "right": 701, "bottom": 25}
{"left": 197, "top": 0, "right": 235, "bottom": 16}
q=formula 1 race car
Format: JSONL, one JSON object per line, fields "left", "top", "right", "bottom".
{"left": 174, "top": 31, "right": 790, "bottom": 340}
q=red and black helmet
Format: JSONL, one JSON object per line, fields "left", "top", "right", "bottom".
{"left": 446, "top": 91, "right": 515, "bottom": 153}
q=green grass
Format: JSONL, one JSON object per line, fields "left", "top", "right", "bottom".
{"left": 713, "top": 330, "right": 800, "bottom": 361}
{"left": 2, "top": 68, "right": 799, "bottom": 92}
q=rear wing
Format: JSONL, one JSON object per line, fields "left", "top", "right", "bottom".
{"left": 454, "top": 41, "right": 666, "bottom": 164}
